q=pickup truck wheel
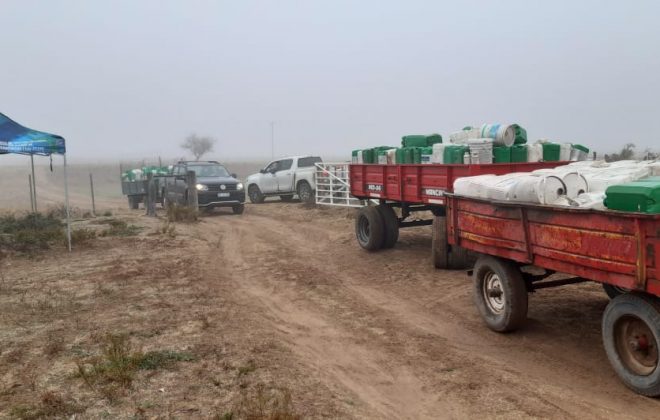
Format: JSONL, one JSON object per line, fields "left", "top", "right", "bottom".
{"left": 603, "top": 293, "right": 660, "bottom": 396}
{"left": 297, "top": 181, "right": 314, "bottom": 204}
{"left": 604, "top": 284, "right": 631, "bottom": 299}
{"left": 377, "top": 205, "right": 399, "bottom": 249}
{"left": 431, "top": 216, "right": 449, "bottom": 269}
{"left": 232, "top": 204, "right": 245, "bottom": 215}
{"left": 473, "top": 256, "right": 528, "bottom": 333}
{"left": 248, "top": 185, "right": 265, "bottom": 204}
{"left": 355, "top": 206, "right": 385, "bottom": 251}
{"left": 280, "top": 195, "right": 294, "bottom": 202}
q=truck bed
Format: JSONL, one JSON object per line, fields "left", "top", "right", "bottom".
{"left": 445, "top": 194, "right": 660, "bottom": 296}
{"left": 349, "top": 162, "right": 568, "bottom": 205}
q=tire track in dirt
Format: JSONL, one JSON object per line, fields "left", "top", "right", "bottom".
{"left": 193, "top": 205, "right": 660, "bottom": 419}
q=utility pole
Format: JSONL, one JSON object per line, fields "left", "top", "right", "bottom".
{"left": 270, "top": 121, "right": 275, "bottom": 160}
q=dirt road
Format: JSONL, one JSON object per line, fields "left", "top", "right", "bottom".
{"left": 192, "top": 202, "right": 660, "bottom": 418}
{"left": 2, "top": 202, "right": 660, "bottom": 418}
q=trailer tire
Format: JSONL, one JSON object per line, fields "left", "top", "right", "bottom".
{"left": 128, "top": 196, "right": 139, "bottom": 210}
{"left": 377, "top": 205, "right": 399, "bottom": 249}
{"left": 448, "top": 245, "right": 474, "bottom": 269}
{"left": 248, "top": 185, "right": 265, "bottom": 204}
{"left": 355, "top": 206, "right": 385, "bottom": 251}
{"left": 603, "top": 284, "right": 630, "bottom": 300}
{"left": 431, "top": 216, "right": 449, "bottom": 269}
{"left": 473, "top": 256, "right": 528, "bottom": 333}
{"left": 602, "top": 293, "right": 660, "bottom": 396}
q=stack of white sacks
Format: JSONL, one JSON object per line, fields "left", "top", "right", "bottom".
{"left": 453, "top": 160, "right": 660, "bottom": 209}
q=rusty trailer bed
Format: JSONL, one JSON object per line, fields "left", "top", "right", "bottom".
{"left": 446, "top": 194, "right": 660, "bottom": 297}
{"left": 349, "top": 162, "right": 568, "bottom": 205}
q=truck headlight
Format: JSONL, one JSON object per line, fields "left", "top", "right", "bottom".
{"left": 236, "top": 182, "right": 244, "bottom": 191}
{"left": 196, "top": 183, "right": 208, "bottom": 191}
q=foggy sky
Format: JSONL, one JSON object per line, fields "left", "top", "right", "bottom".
{"left": 1, "top": 0, "right": 659, "bottom": 164}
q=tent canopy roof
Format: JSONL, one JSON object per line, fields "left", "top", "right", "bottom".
{"left": 0, "top": 113, "right": 65, "bottom": 156}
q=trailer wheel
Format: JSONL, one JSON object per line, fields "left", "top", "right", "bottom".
{"left": 448, "top": 245, "right": 475, "bottom": 270}
{"left": 377, "top": 205, "right": 399, "bottom": 249}
{"left": 355, "top": 206, "right": 385, "bottom": 251}
{"left": 602, "top": 293, "right": 660, "bottom": 396}
{"left": 128, "top": 196, "right": 139, "bottom": 210}
{"left": 431, "top": 216, "right": 449, "bottom": 269}
{"left": 473, "top": 256, "right": 528, "bottom": 332}
{"left": 603, "top": 284, "right": 631, "bottom": 300}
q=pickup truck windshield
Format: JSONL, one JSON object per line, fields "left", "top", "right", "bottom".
{"left": 188, "top": 165, "right": 230, "bottom": 177}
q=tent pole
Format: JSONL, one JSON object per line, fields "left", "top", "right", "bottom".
{"left": 30, "top": 154, "right": 38, "bottom": 212}
{"left": 63, "top": 154, "right": 72, "bottom": 252}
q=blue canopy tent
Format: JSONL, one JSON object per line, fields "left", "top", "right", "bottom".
{"left": 0, "top": 113, "right": 72, "bottom": 251}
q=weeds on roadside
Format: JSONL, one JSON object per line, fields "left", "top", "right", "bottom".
{"left": 219, "top": 383, "right": 302, "bottom": 420}
{"left": 157, "top": 221, "right": 176, "bottom": 238}
{"left": 10, "top": 391, "right": 83, "bottom": 420}
{"left": 71, "top": 228, "right": 97, "bottom": 246}
{"left": 75, "top": 333, "right": 195, "bottom": 400}
{"left": 97, "top": 219, "right": 141, "bottom": 237}
{"left": 166, "top": 204, "right": 198, "bottom": 223}
{"left": 0, "top": 213, "right": 64, "bottom": 252}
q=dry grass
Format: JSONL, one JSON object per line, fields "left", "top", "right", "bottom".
{"left": 219, "top": 384, "right": 303, "bottom": 420}
{"left": 75, "top": 333, "right": 195, "bottom": 401}
{"left": 166, "top": 204, "right": 198, "bottom": 222}
{"left": 9, "top": 391, "right": 83, "bottom": 420}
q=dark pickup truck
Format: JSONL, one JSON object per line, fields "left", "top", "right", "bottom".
{"left": 163, "top": 161, "right": 246, "bottom": 214}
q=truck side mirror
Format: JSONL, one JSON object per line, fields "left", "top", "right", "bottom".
{"left": 259, "top": 169, "right": 266, "bottom": 174}
{"left": 231, "top": 173, "right": 237, "bottom": 178}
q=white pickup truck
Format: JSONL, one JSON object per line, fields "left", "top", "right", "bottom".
{"left": 246, "top": 156, "right": 322, "bottom": 204}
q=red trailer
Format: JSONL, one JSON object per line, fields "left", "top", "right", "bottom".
{"left": 444, "top": 194, "right": 660, "bottom": 396}
{"left": 349, "top": 162, "right": 567, "bottom": 268}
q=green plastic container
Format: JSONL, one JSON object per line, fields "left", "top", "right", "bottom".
{"left": 604, "top": 181, "right": 660, "bottom": 214}
{"left": 493, "top": 146, "right": 511, "bottom": 163}
{"left": 352, "top": 150, "right": 360, "bottom": 163}
{"left": 542, "top": 143, "right": 561, "bottom": 161}
{"left": 402, "top": 135, "right": 427, "bottom": 148}
{"left": 511, "top": 145, "right": 528, "bottom": 163}
{"left": 512, "top": 124, "right": 527, "bottom": 144}
{"left": 572, "top": 144, "right": 589, "bottom": 153}
{"left": 395, "top": 148, "right": 405, "bottom": 164}
{"left": 403, "top": 147, "right": 415, "bottom": 164}
{"left": 420, "top": 146, "right": 433, "bottom": 164}
{"left": 426, "top": 134, "right": 443, "bottom": 146}
{"left": 361, "top": 148, "right": 376, "bottom": 164}
{"left": 639, "top": 176, "right": 660, "bottom": 183}
{"left": 412, "top": 147, "right": 422, "bottom": 164}
{"left": 377, "top": 149, "right": 389, "bottom": 164}
{"left": 444, "top": 145, "right": 468, "bottom": 164}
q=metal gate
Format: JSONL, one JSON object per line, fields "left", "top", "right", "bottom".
{"left": 315, "top": 163, "right": 369, "bottom": 207}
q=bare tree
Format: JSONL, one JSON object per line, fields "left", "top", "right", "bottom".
{"left": 181, "top": 133, "right": 215, "bottom": 161}
{"left": 605, "top": 143, "right": 636, "bottom": 162}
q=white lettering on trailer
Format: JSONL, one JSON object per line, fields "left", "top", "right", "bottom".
{"left": 366, "top": 184, "right": 383, "bottom": 192}
{"left": 424, "top": 188, "right": 445, "bottom": 197}
{"left": 428, "top": 198, "right": 445, "bottom": 204}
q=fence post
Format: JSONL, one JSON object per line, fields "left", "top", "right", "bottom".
{"left": 30, "top": 155, "right": 38, "bottom": 212}
{"left": 146, "top": 172, "right": 157, "bottom": 217}
{"left": 28, "top": 174, "right": 35, "bottom": 212}
{"left": 186, "top": 170, "right": 198, "bottom": 209}
{"left": 89, "top": 173, "right": 96, "bottom": 216}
